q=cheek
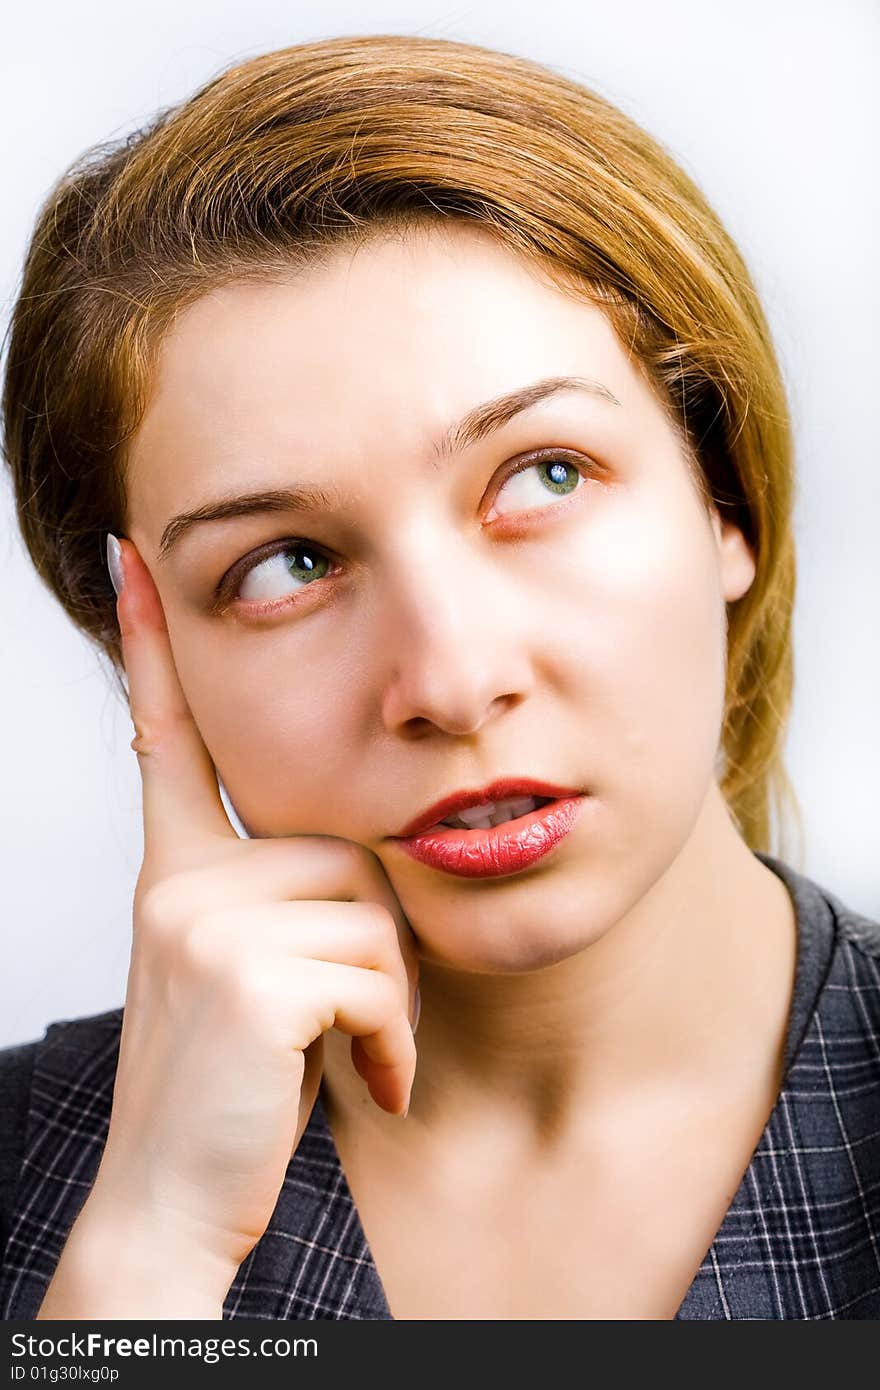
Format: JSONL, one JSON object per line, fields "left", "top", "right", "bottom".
{"left": 558, "top": 497, "right": 726, "bottom": 819}
{"left": 167, "top": 624, "right": 354, "bottom": 834}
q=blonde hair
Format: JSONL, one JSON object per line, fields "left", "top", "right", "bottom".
{"left": 1, "top": 33, "right": 803, "bottom": 862}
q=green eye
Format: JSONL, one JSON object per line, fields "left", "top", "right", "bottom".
{"left": 492, "top": 456, "right": 586, "bottom": 517}
{"left": 235, "top": 544, "right": 332, "bottom": 604}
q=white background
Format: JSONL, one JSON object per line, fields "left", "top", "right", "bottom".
{"left": 1, "top": 0, "right": 877, "bottom": 1049}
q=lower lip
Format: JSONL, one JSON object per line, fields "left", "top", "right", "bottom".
{"left": 392, "top": 796, "right": 586, "bottom": 879}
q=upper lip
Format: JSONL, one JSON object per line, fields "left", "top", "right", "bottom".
{"left": 393, "top": 778, "right": 584, "bottom": 837}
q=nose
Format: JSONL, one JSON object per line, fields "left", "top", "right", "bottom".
{"left": 376, "top": 526, "right": 535, "bottom": 737}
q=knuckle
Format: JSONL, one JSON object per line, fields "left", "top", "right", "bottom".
{"left": 372, "top": 968, "right": 401, "bottom": 1016}
{"left": 359, "top": 900, "right": 397, "bottom": 942}
{"left": 328, "top": 835, "right": 367, "bottom": 881}
{"left": 129, "top": 716, "right": 163, "bottom": 758}
{"left": 134, "top": 872, "right": 215, "bottom": 956}
{"left": 218, "top": 950, "right": 310, "bottom": 1032}
{"left": 135, "top": 876, "right": 187, "bottom": 938}
{"left": 130, "top": 706, "right": 196, "bottom": 758}
{"left": 219, "top": 956, "right": 282, "bottom": 1028}
{"left": 173, "top": 912, "right": 232, "bottom": 980}
{"left": 346, "top": 901, "right": 397, "bottom": 965}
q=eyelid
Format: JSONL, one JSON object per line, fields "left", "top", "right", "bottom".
{"left": 493, "top": 446, "right": 595, "bottom": 491}
{"left": 214, "top": 447, "right": 597, "bottom": 615}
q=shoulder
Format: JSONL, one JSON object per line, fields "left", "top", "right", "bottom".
{"left": 757, "top": 850, "right": 880, "bottom": 999}
{"left": 0, "top": 1038, "right": 40, "bottom": 1254}
{"left": 0, "top": 1005, "right": 124, "bottom": 1108}
{"left": 0, "top": 1005, "right": 124, "bottom": 1129}
{"left": 825, "top": 887, "right": 880, "bottom": 965}
{"left": 0, "top": 1037, "right": 39, "bottom": 1114}
{"left": 0, "top": 1008, "right": 124, "bottom": 1263}
{"left": 42, "top": 1007, "right": 123, "bottom": 1065}
{"left": 755, "top": 852, "right": 880, "bottom": 1119}
{"left": 813, "top": 872, "right": 880, "bottom": 1004}
{"left": 816, "top": 881, "right": 880, "bottom": 1079}
{"left": 767, "top": 854, "right": 880, "bottom": 1119}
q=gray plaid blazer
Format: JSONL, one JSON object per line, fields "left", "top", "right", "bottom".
{"left": 1, "top": 852, "right": 878, "bottom": 1320}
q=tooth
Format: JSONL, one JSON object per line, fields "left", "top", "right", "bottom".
{"left": 439, "top": 796, "right": 545, "bottom": 831}
{"left": 487, "top": 797, "right": 538, "bottom": 826}
{"left": 456, "top": 802, "right": 497, "bottom": 828}
{"left": 488, "top": 799, "right": 526, "bottom": 827}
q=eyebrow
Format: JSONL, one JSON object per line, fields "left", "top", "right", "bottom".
{"left": 156, "top": 374, "right": 621, "bottom": 562}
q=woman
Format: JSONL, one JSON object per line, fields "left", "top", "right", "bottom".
{"left": 0, "top": 34, "right": 877, "bottom": 1321}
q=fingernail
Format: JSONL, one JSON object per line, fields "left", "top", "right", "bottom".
{"left": 410, "top": 987, "right": 421, "bottom": 1035}
{"left": 106, "top": 533, "right": 125, "bottom": 596}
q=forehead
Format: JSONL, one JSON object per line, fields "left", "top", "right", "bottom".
{"left": 125, "top": 222, "right": 661, "bottom": 526}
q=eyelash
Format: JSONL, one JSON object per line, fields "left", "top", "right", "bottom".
{"left": 213, "top": 449, "right": 597, "bottom": 617}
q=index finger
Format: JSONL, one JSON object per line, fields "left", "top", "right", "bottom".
{"left": 108, "top": 533, "right": 237, "bottom": 861}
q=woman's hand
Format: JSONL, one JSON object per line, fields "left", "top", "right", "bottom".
{"left": 79, "top": 537, "right": 420, "bottom": 1283}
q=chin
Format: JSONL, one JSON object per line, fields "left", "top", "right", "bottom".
{"left": 413, "top": 907, "right": 616, "bottom": 975}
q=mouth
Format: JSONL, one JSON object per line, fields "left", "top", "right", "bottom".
{"left": 391, "top": 793, "right": 587, "bottom": 880}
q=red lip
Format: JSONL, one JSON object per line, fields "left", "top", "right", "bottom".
{"left": 392, "top": 796, "right": 586, "bottom": 879}
{"left": 393, "top": 778, "right": 584, "bottom": 838}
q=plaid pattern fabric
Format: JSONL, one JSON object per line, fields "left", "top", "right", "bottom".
{"left": 1, "top": 851, "right": 877, "bottom": 1320}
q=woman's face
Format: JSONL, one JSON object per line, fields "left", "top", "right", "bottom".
{"left": 126, "top": 221, "right": 756, "bottom": 972}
